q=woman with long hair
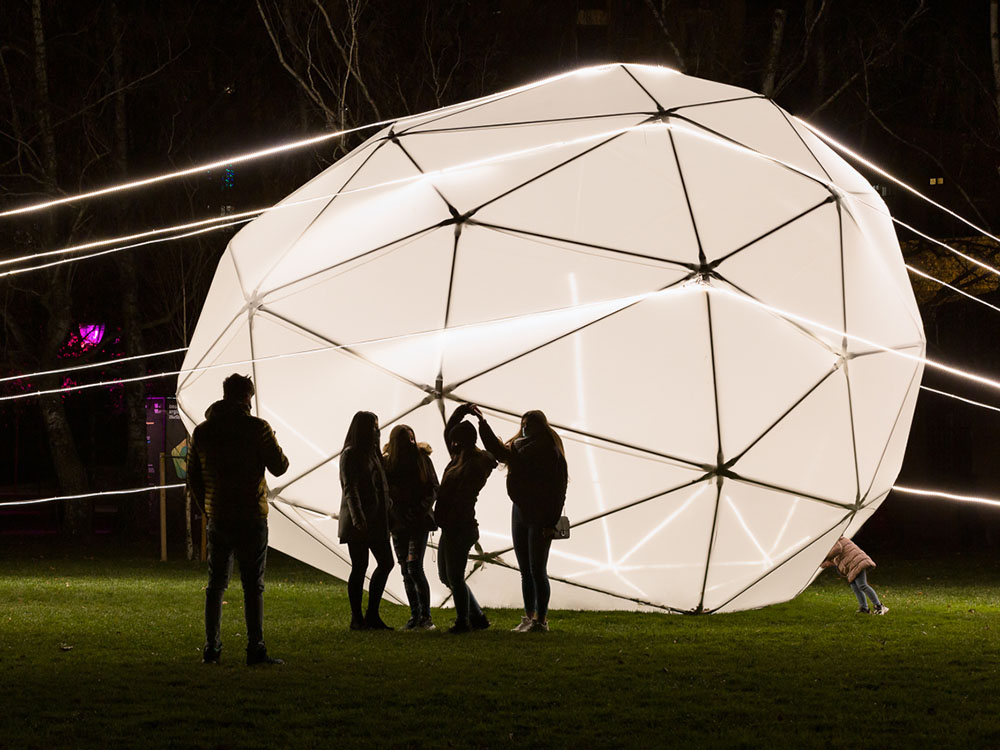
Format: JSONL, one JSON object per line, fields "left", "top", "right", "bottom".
{"left": 383, "top": 424, "right": 439, "bottom": 630}
{"left": 474, "top": 406, "right": 567, "bottom": 633}
{"left": 339, "top": 410, "right": 394, "bottom": 630}
{"left": 434, "top": 404, "right": 497, "bottom": 633}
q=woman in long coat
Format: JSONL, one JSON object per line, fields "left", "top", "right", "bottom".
{"left": 339, "top": 410, "right": 394, "bottom": 630}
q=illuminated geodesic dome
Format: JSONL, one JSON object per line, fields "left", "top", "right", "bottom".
{"left": 177, "top": 64, "right": 924, "bottom": 613}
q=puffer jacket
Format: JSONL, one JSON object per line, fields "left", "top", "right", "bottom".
{"left": 821, "top": 536, "right": 875, "bottom": 583}
{"left": 186, "top": 399, "right": 289, "bottom": 520}
{"left": 339, "top": 447, "right": 390, "bottom": 543}
{"left": 478, "top": 420, "right": 567, "bottom": 527}
{"left": 385, "top": 443, "right": 439, "bottom": 534}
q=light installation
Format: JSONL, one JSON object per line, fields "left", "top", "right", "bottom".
{"left": 177, "top": 64, "right": 924, "bottom": 613}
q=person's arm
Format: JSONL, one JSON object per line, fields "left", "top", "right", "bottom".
{"left": 476, "top": 414, "right": 512, "bottom": 464}
{"left": 444, "top": 404, "right": 474, "bottom": 457}
{"left": 260, "top": 420, "right": 290, "bottom": 477}
{"left": 186, "top": 437, "right": 205, "bottom": 508}
{"left": 421, "top": 455, "right": 439, "bottom": 515}
{"left": 340, "top": 451, "right": 367, "bottom": 529}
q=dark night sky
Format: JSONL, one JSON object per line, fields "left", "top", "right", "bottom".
{"left": 1, "top": 0, "right": 998, "bottom": 550}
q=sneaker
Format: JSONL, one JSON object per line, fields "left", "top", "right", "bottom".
{"left": 874, "top": 605, "right": 889, "bottom": 616}
{"left": 511, "top": 615, "right": 533, "bottom": 632}
{"left": 448, "top": 622, "right": 471, "bottom": 634}
{"left": 526, "top": 619, "right": 549, "bottom": 633}
{"left": 402, "top": 617, "right": 420, "bottom": 631}
{"left": 246, "top": 649, "right": 284, "bottom": 666}
{"left": 856, "top": 607, "right": 870, "bottom": 615}
{"left": 418, "top": 616, "right": 437, "bottom": 631}
{"left": 202, "top": 645, "right": 221, "bottom": 664}
{"left": 470, "top": 613, "right": 491, "bottom": 631}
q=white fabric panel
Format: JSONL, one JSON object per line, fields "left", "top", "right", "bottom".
{"left": 454, "top": 288, "right": 719, "bottom": 466}
{"left": 787, "top": 118, "right": 875, "bottom": 194}
{"left": 735, "top": 368, "right": 858, "bottom": 504}
{"left": 177, "top": 316, "right": 253, "bottom": 428}
{"left": 713, "top": 517, "right": 849, "bottom": 613}
{"left": 472, "top": 124, "right": 701, "bottom": 265}
{"left": 181, "top": 249, "right": 247, "bottom": 384}
{"left": 710, "top": 288, "right": 839, "bottom": 459}
{"left": 670, "top": 126, "right": 832, "bottom": 262}
{"left": 841, "top": 210, "right": 924, "bottom": 352}
{"left": 400, "top": 115, "right": 649, "bottom": 215}
{"left": 716, "top": 204, "right": 844, "bottom": 348}
{"left": 446, "top": 224, "right": 687, "bottom": 327}
{"left": 848, "top": 351, "right": 922, "bottom": 497}
{"left": 404, "top": 66, "right": 653, "bottom": 133}
{"left": 703, "top": 481, "right": 847, "bottom": 610}
{"left": 621, "top": 64, "right": 755, "bottom": 110}
{"left": 677, "top": 98, "right": 825, "bottom": 179}
{"left": 231, "top": 140, "right": 384, "bottom": 295}
{"left": 179, "top": 65, "right": 923, "bottom": 613}
{"left": 844, "top": 502, "right": 883, "bottom": 539}
{"left": 257, "top": 143, "right": 450, "bottom": 294}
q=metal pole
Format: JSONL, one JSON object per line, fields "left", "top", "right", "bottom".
{"left": 159, "top": 452, "right": 167, "bottom": 561}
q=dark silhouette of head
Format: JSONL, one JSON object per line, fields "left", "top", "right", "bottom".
{"left": 344, "top": 410, "right": 379, "bottom": 453}
{"left": 449, "top": 420, "right": 477, "bottom": 454}
{"left": 508, "top": 409, "right": 565, "bottom": 458}
{"left": 384, "top": 424, "right": 432, "bottom": 482}
{"left": 222, "top": 373, "right": 254, "bottom": 406}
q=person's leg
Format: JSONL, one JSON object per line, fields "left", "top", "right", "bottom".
{"left": 444, "top": 528, "right": 473, "bottom": 627}
{"left": 392, "top": 532, "right": 420, "bottom": 622}
{"left": 527, "top": 524, "right": 553, "bottom": 622}
{"left": 235, "top": 519, "right": 268, "bottom": 656}
{"left": 365, "top": 535, "right": 394, "bottom": 626}
{"left": 347, "top": 540, "right": 370, "bottom": 625}
{"left": 205, "top": 519, "right": 234, "bottom": 657}
{"left": 511, "top": 505, "right": 535, "bottom": 617}
{"left": 855, "top": 569, "right": 883, "bottom": 609}
{"left": 849, "top": 578, "right": 868, "bottom": 611}
{"left": 406, "top": 530, "right": 432, "bottom": 620}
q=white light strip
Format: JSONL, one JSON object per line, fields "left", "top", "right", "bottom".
{"left": 2, "top": 217, "right": 254, "bottom": 280}
{"left": 0, "top": 346, "right": 189, "bottom": 384}
{"left": 919, "top": 385, "right": 1000, "bottom": 414}
{"left": 724, "top": 494, "right": 772, "bottom": 568}
{"left": 796, "top": 117, "right": 1000, "bottom": 248}
{"left": 0, "top": 124, "right": 395, "bottom": 219}
{"left": 0, "top": 483, "right": 185, "bottom": 507}
{"left": 905, "top": 263, "right": 1000, "bottom": 314}
{"left": 892, "top": 485, "right": 1000, "bottom": 509}
{"left": 894, "top": 216, "right": 1000, "bottom": 279}
{"left": 0, "top": 63, "right": 622, "bottom": 220}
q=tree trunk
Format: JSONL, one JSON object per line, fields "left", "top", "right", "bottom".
{"left": 761, "top": 7, "right": 787, "bottom": 98}
{"left": 32, "top": 0, "right": 90, "bottom": 536}
{"left": 111, "top": 1, "right": 149, "bottom": 539}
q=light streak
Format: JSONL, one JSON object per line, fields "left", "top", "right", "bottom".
{"left": 892, "top": 485, "right": 1000, "bottom": 509}
{"left": 795, "top": 117, "right": 1000, "bottom": 249}
{"left": 0, "top": 346, "right": 189, "bottom": 384}
{"left": 0, "top": 63, "right": 623, "bottom": 220}
{"left": 725, "top": 494, "right": 772, "bottom": 567}
{"left": 0, "top": 483, "right": 185, "bottom": 507}
{"left": 905, "top": 264, "right": 1000, "bottom": 315}
{"left": 919, "top": 385, "right": 1000, "bottom": 414}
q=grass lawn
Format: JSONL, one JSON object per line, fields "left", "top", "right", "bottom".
{"left": 1, "top": 549, "right": 999, "bottom": 749}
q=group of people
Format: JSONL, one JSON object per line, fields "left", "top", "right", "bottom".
{"left": 186, "top": 373, "right": 887, "bottom": 667}
{"left": 186, "top": 374, "right": 567, "bottom": 666}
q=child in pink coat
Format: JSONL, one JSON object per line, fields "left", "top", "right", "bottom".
{"left": 821, "top": 536, "right": 888, "bottom": 615}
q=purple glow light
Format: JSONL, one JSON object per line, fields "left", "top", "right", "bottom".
{"left": 79, "top": 324, "right": 105, "bottom": 347}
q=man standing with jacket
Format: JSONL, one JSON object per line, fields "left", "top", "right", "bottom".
{"left": 187, "top": 373, "right": 290, "bottom": 665}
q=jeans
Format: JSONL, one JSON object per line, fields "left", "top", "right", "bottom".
{"left": 437, "top": 525, "right": 483, "bottom": 626}
{"left": 392, "top": 529, "right": 431, "bottom": 620}
{"left": 511, "top": 504, "right": 553, "bottom": 621}
{"left": 850, "top": 569, "right": 882, "bottom": 610}
{"left": 347, "top": 536, "right": 394, "bottom": 621}
{"left": 205, "top": 517, "right": 268, "bottom": 654}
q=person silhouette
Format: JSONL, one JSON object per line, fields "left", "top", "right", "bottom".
{"left": 187, "top": 373, "right": 289, "bottom": 665}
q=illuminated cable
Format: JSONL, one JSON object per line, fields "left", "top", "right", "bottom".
{"left": 795, "top": 118, "right": 1000, "bottom": 248}
{"left": 918, "top": 385, "right": 1000, "bottom": 415}
{"left": 892, "top": 485, "right": 1000, "bottom": 509}
{"left": 0, "top": 346, "right": 189, "bottom": 384}
{"left": 905, "top": 264, "right": 1000, "bottom": 315}
{"left": 0, "top": 64, "right": 622, "bottom": 220}
{"left": 0, "top": 483, "right": 185, "bottom": 508}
